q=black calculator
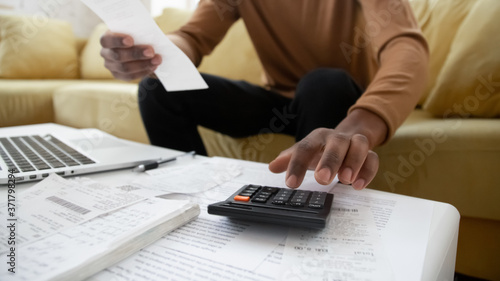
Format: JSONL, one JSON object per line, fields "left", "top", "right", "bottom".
{"left": 207, "top": 184, "right": 334, "bottom": 228}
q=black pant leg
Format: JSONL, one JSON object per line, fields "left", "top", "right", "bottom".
{"left": 289, "top": 68, "right": 364, "bottom": 141}
{"left": 138, "top": 74, "right": 292, "bottom": 155}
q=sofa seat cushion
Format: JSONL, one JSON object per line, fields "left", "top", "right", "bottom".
{"left": 198, "top": 126, "right": 295, "bottom": 164}
{"left": 0, "top": 80, "right": 121, "bottom": 127}
{"left": 373, "top": 110, "right": 500, "bottom": 220}
{"left": 199, "top": 109, "right": 500, "bottom": 220}
{"left": 52, "top": 83, "right": 148, "bottom": 144}
{"left": 0, "top": 80, "right": 110, "bottom": 127}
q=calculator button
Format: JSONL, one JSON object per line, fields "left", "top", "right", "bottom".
{"left": 291, "top": 191, "right": 310, "bottom": 200}
{"left": 242, "top": 185, "right": 260, "bottom": 191}
{"left": 234, "top": 195, "right": 250, "bottom": 202}
{"left": 290, "top": 190, "right": 310, "bottom": 207}
{"left": 258, "top": 191, "right": 273, "bottom": 196}
{"left": 239, "top": 192, "right": 255, "bottom": 197}
{"left": 276, "top": 189, "right": 292, "bottom": 196}
{"left": 294, "top": 191, "right": 310, "bottom": 196}
{"left": 261, "top": 186, "right": 279, "bottom": 194}
{"left": 272, "top": 200, "right": 286, "bottom": 205}
{"left": 308, "top": 203, "right": 324, "bottom": 209}
{"left": 308, "top": 192, "right": 327, "bottom": 208}
{"left": 311, "top": 192, "right": 327, "bottom": 201}
{"left": 251, "top": 197, "right": 268, "bottom": 203}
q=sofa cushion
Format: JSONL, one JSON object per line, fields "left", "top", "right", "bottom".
{"left": 422, "top": 0, "right": 500, "bottom": 117}
{"left": 80, "top": 23, "right": 115, "bottom": 79}
{"left": 52, "top": 83, "right": 148, "bottom": 144}
{"left": 0, "top": 15, "right": 79, "bottom": 79}
{"left": 409, "top": 0, "right": 478, "bottom": 105}
{"left": 0, "top": 80, "right": 120, "bottom": 127}
{"left": 198, "top": 126, "right": 295, "bottom": 164}
{"left": 373, "top": 110, "right": 500, "bottom": 221}
{"left": 0, "top": 80, "right": 100, "bottom": 127}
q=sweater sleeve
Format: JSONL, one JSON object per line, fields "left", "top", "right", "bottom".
{"left": 169, "top": 0, "right": 240, "bottom": 66}
{"left": 349, "top": 0, "right": 429, "bottom": 141}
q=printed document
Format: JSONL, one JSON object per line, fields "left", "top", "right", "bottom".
{"left": 283, "top": 205, "right": 393, "bottom": 281}
{"left": 77, "top": 157, "right": 433, "bottom": 280}
{"left": 80, "top": 0, "right": 208, "bottom": 91}
{"left": 330, "top": 185, "right": 434, "bottom": 281}
{"left": 0, "top": 198, "right": 198, "bottom": 281}
{"left": 136, "top": 158, "right": 242, "bottom": 194}
{"left": 0, "top": 174, "right": 158, "bottom": 250}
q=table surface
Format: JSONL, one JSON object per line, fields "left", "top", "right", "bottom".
{"left": 0, "top": 124, "right": 460, "bottom": 281}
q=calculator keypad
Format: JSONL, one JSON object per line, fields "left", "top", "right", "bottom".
{"left": 208, "top": 184, "right": 334, "bottom": 228}
{"left": 234, "top": 185, "right": 328, "bottom": 209}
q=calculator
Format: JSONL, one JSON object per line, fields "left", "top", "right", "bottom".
{"left": 207, "top": 184, "right": 334, "bottom": 228}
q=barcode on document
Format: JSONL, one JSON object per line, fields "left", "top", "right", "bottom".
{"left": 46, "top": 196, "right": 91, "bottom": 215}
{"left": 116, "top": 185, "right": 141, "bottom": 192}
{"left": 333, "top": 208, "right": 359, "bottom": 213}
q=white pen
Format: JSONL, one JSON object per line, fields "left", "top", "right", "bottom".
{"left": 132, "top": 151, "right": 195, "bottom": 172}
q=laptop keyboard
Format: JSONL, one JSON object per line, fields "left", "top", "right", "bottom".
{"left": 0, "top": 135, "right": 95, "bottom": 173}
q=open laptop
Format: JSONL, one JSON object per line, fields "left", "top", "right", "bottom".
{"left": 0, "top": 123, "right": 181, "bottom": 185}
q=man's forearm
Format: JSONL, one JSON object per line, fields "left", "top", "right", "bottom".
{"left": 167, "top": 34, "right": 201, "bottom": 66}
{"left": 335, "top": 108, "right": 388, "bottom": 148}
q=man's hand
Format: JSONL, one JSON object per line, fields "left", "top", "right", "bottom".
{"left": 269, "top": 108, "right": 388, "bottom": 190}
{"left": 100, "top": 31, "right": 162, "bottom": 81}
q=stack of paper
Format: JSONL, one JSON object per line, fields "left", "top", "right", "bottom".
{"left": 84, "top": 157, "right": 434, "bottom": 281}
{"left": 0, "top": 175, "right": 199, "bottom": 281}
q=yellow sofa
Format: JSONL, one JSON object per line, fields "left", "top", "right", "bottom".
{"left": 1, "top": 1, "right": 499, "bottom": 279}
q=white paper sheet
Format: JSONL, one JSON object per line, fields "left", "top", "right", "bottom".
{"left": 0, "top": 198, "right": 196, "bottom": 281}
{"left": 157, "top": 180, "right": 288, "bottom": 269}
{"left": 282, "top": 204, "right": 393, "bottom": 281}
{"left": 88, "top": 180, "right": 289, "bottom": 281}
{"left": 330, "top": 185, "right": 434, "bottom": 281}
{"left": 0, "top": 174, "right": 155, "bottom": 250}
{"left": 87, "top": 157, "right": 434, "bottom": 281}
{"left": 87, "top": 245, "right": 276, "bottom": 281}
{"left": 137, "top": 158, "right": 242, "bottom": 193}
{"left": 80, "top": 0, "right": 208, "bottom": 91}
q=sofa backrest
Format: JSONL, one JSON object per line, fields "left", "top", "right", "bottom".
{"left": 1, "top": 3, "right": 499, "bottom": 119}
{"left": 410, "top": 0, "right": 500, "bottom": 118}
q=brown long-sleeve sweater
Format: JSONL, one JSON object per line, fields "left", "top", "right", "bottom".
{"left": 171, "top": 0, "right": 429, "bottom": 140}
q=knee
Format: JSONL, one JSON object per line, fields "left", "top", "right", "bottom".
{"left": 295, "top": 68, "right": 359, "bottom": 104}
{"left": 138, "top": 77, "right": 164, "bottom": 105}
{"left": 297, "top": 68, "right": 351, "bottom": 94}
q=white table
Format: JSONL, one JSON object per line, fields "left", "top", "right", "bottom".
{"left": 0, "top": 124, "right": 460, "bottom": 280}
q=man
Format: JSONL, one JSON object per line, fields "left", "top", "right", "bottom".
{"left": 100, "top": 0, "right": 428, "bottom": 190}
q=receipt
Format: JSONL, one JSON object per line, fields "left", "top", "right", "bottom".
{"left": 0, "top": 174, "right": 154, "bottom": 250}
{"left": 136, "top": 158, "right": 241, "bottom": 194}
{"left": 282, "top": 205, "right": 394, "bottom": 281}
{"left": 80, "top": 0, "right": 208, "bottom": 91}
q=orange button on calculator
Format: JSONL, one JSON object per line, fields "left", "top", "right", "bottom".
{"left": 234, "top": 195, "right": 250, "bottom": 202}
